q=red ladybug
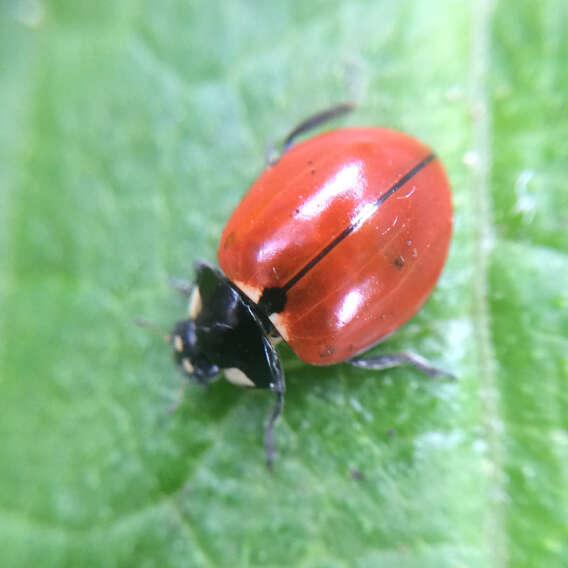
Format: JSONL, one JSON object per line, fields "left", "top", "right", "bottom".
{"left": 168, "top": 104, "right": 452, "bottom": 467}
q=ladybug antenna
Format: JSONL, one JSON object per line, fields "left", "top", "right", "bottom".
{"left": 135, "top": 318, "right": 172, "bottom": 343}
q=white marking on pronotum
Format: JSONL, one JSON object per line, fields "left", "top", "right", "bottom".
{"left": 224, "top": 367, "right": 255, "bottom": 388}
{"left": 174, "top": 335, "right": 184, "bottom": 352}
{"left": 188, "top": 286, "right": 203, "bottom": 319}
{"left": 182, "top": 358, "right": 194, "bottom": 375}
{"left": 269, "top": 313, "right": 290, "bottom": 342}
{"left": 234, "top": 281, "right": 262, "bottom": 304}
{"left": 269, "top": 333, "right": 283, "bottom": 347}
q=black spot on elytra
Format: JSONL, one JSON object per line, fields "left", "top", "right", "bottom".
{"left": 394, "top": 256, "right": 405, "bottom": 269}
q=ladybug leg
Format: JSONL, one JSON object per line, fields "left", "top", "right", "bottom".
{"left": 135, "top": 318, "right": 171, "bottom": 342}
{"left": 167, "top": 378, "right": 187, "bottom": 414}
{"left": 282, "top": 102, "right": 355, "bottom": 153}
{"left": 169, "top": 277, "right": 194, "bottom": 297}
{"left": 266, "top": 102, "right": 355, "bottom": 166}
{"left": 264, "top": 377, "right": 286, "bottom": 470}
{"left": 350, "top": 351, "right": 454, "bottom": 379}
{"left": 264, "top": 139, "right": 280, "bottom": 167}
{"left": 168, "top": 372, "right": 216, "bottom": 413}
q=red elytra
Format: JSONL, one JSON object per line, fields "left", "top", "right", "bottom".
{"left": 218, "top": 127, "right": 452, "bottom": 365}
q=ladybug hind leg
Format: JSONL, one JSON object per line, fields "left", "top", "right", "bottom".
{"left": 350, "top": 351, "right": 454, "bottom": 379}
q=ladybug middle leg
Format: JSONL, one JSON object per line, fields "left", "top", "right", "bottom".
{"left": 350, "top": 351, "right": 454, "bottom": 379}
{"left": 266, "top": 102, "right": 355, "bottom": 165}
{"left": 281, "top": 101, "right": 355, "bottom": 153}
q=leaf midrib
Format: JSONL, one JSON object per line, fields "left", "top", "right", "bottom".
{"left": 471, "top": 1, "right": 507, "bottom": 566}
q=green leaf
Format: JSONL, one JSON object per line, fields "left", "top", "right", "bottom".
{"left": 1, "top": 1, "right": 567, "bottom": 567}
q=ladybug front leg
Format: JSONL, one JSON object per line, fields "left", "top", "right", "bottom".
{"left": 167, "top": 379, "right": 188, "bottom": 414}
{"left": 264, "top": 376, "right": 286, "bottom": 470}
{"left": 169, "top": 277, "right": 194, "bottom": 296}
{"left": 350, "top": 351, "right": 454, "bottom": 379}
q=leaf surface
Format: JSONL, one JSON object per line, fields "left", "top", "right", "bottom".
{"left": 1, "top": 1, "right": 566, "bottom": 566}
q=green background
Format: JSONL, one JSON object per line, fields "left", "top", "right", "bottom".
{"left": 1, "top": 1, "right": 567, "bottom": 566}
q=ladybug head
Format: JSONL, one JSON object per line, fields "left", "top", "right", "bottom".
{"left": 171, "top": 318, "right": 219, "bottom": 383}
{"left": 166, "top": 262, "right": 283, "bottom": 392}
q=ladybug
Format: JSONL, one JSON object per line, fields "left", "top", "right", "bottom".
{"left": 167, "top": 103, "right": 452, "bottom": 468}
